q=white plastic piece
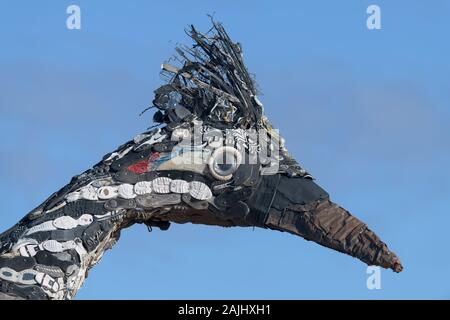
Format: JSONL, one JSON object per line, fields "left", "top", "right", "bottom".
{"left": 20, "top": 243, "right": 44, "bottom": 257}
{"left": 52, "top": 214, "right": 93, "bottom": 230}
{"left": 75, "top": 214, "right": 93, "bottom": 227}
{"left": 134, "top": 181, "right": 153, "bottom": 195}
{"left": 65, "top": 192, "right": 81, "bottom": 203}
{"left": 152, "top": 177, "right": 172, "bottom": 194}
{"left": 73, "top": 240, "right": 87, "bottom": 257}
{"left": 97, "top": 186, "right": 119, "bottom": 200}
{"left": 13, "top": 240, "right": 40, "bottom": 257}
{"left": 79, "top": 185, "right": 98, "bottom": 201}
{"left": 35, "top": 273, "right": 60, "bottom": 292}
{"left": 172, "top": 128, "right": 191, "bottom": 141}
{"left": 19, "top": 245, "right": 35, "bottom": 257}
{"left": 117, "top": 184, "right": 136, "bottom": 199}
{"left": 135, "top": 129, "right": 166, "bottom": 149}
{"left": 45, "top": 201, "right": 67, "bottom": 214}
{"left": 189, "top": 181, "right": 212, "bottom": 200}
{"left": 91, "top": 179, "right": 112, "bottom": 188}
{"left": 133, "top": 133, "right": 150, "bottom": 144}
{"left": 170, "top": 179, "right": 190, "bottom": 194}
{"left": 42, "top": 277, "right": 65, "bottom": 299}
{"left": 94, "top": 212, "right": 113, "bottom": 220}
{"left": 13, "top": 239, "right": 38, "bottom": 255}
{"left": 103, "top": 146, "right": 133, "bottom": 163}
{"left": 23, "top": 221, "right": 56, "bottom": 236}
{"left": 41, "top": 240, "right": 77, "bottom": 253}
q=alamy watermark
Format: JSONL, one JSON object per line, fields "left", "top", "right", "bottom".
{"left": 66, "top": 5, "right": 81, "bottom": 30}
{"left": 367, "top": 4, "right": 382, "bottom": 30}
{"left": 366, "top": 266, "right": 382, "bottom": 290}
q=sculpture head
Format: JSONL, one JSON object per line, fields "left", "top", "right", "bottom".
{"left": 54, "top": 21, "right": 400, "bottom": 272}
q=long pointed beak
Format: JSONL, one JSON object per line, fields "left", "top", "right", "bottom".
{"left": 249, "top": 174, "right": 403, "bottom": 272}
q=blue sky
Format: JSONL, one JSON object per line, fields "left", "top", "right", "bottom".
{"left": 0, "top": 0, "right": 449, "bottom": 299}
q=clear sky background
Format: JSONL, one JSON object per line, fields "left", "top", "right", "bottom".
{"left": 0, "top": 0, "right": 449, "bottom": 299}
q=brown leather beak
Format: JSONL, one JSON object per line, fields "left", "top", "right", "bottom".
{"left": 265, "top": 199, "right": 403, "bottom": 272}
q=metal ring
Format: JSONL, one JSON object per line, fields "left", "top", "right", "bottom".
{"left": 208, "top": 146, "right": 242, "bottom": 181}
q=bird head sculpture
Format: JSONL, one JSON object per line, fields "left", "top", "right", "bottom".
{"left": 0, "top": 21, "right": 402, "bottom": 300}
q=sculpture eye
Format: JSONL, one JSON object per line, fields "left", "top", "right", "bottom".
{"left": 208, "top": 146, "right": 241, "bottom": 181}
{"left": 214, "top": 160, "right": 236, "bottom": 176}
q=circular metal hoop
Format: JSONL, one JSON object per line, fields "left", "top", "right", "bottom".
{"left": 208, "top": 146, "right": 242, "bottom": 181}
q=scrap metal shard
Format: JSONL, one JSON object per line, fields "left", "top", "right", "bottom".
{"left": 0, "top": 20, "right": 402, "bottom": 300}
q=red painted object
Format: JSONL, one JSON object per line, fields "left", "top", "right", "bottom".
{"left": 127, "top": 160, "right": 149, "bottom": 174}
{"left": 127, "top": 152, "right": 160, "bottom": 174}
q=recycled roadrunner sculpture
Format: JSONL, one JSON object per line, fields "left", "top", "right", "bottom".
{"left": 0, "top": 21, "right": 402, "bottom": 300}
